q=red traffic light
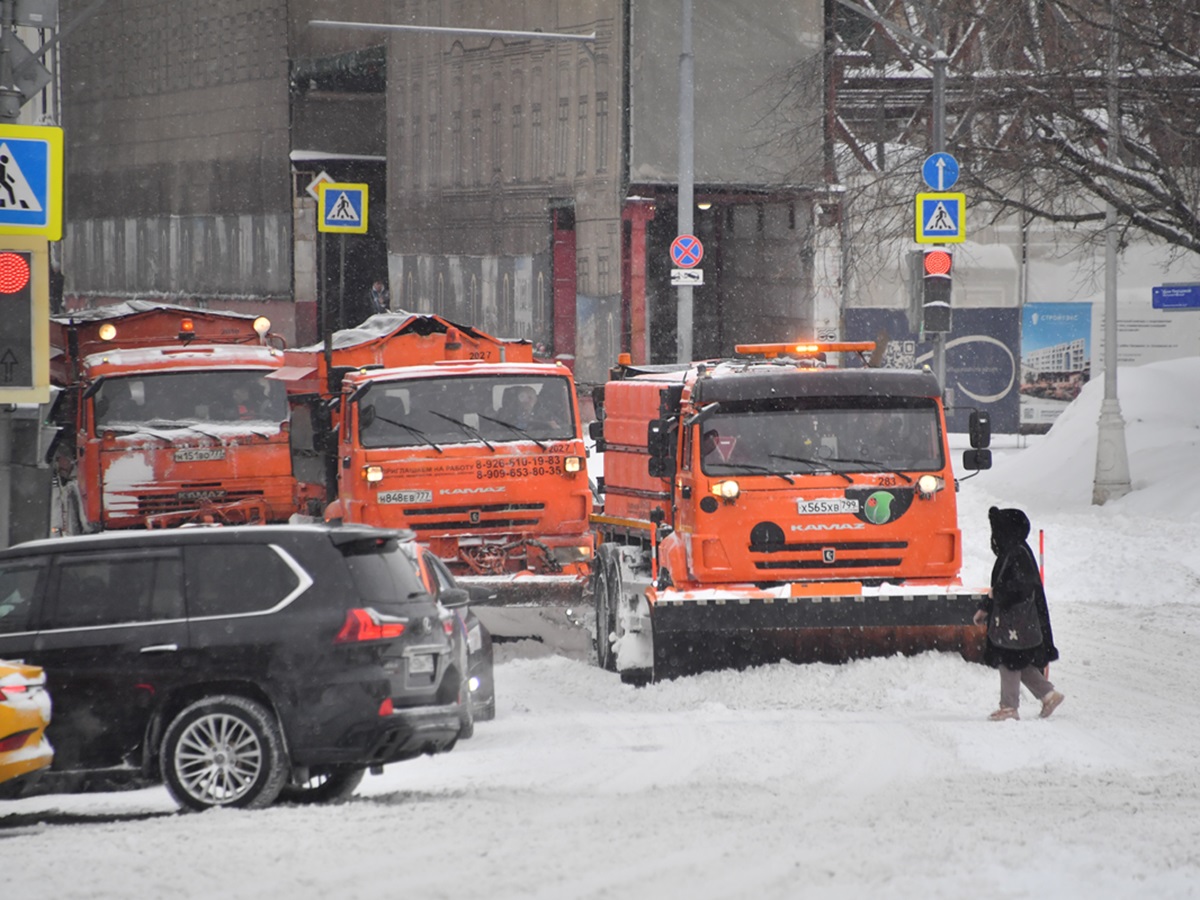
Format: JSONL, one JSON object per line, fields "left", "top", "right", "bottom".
{"left": 923, "top": 250, "right": 952, "bottom": 277}
{"left": 0, "top": 252, "right": 31, "bottom": 294}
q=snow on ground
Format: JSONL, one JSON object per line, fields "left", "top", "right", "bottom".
{"left": 4, "top": 358, "right": 1200, "bottom": 899}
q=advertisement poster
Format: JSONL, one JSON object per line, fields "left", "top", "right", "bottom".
{"left": 1020, "top": 302, "right": 1091, "bottom": 432}
{"left": 843, "top": 307, "right": 1020, "bottom": 434}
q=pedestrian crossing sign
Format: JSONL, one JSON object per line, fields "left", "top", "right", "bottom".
{"left": 914, "top": 191, "right": 966, "bottom": 244}
{"left": 0, "top": 124, "right": 63, "bottom": 241}
{"left": 318, "top": 182, "right": 369, "bottom": 234}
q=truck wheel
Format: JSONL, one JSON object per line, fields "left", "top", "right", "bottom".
{"left": 594, "top": 561, "right": 617, "bottom": 671}
{"left": 277, "top": 766, "right": 365, "bottom": 804}
{"left": 160, "top": 695, "right": 289, "bottom": 811}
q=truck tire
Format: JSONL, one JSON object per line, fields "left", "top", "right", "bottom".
{"left": 160, "top": 695, "right": 289, "bottom": 811}
{"left": 594, "top": 563, "right": 616, "bottom": 672}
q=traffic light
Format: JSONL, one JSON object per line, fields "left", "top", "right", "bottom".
{"left": 921, "top": 249, "right": 953, "bottom": 333}
{"left": 0, "top": 251, "right": 33, "bottom": 389}
{"left": 0, "top": 238, "right": 49, "bottom": 403}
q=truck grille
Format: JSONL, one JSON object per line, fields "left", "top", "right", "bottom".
{"left": 751, "top": 539, "right": 907, "bottom": 571}
{"left": 401, "top": 502, "right": 543, "bottom": 533}
{"left": 135, "top": 486, "right": 266, "bottom": 516}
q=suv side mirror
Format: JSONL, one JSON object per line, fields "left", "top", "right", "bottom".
{"left": 439, "top": 587, "right": 470, "bottom": 609}
{"left": 968, "top": 410, "right": 991, "bottom": 449}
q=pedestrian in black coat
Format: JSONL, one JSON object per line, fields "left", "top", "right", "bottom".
{"left": 972, "top": 506, "right": 1065, "bottom": 721}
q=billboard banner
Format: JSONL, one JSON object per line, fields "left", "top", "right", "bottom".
{"left": 1020, "top": 302, "right": 1091, "bottom": 432}
{"left": 844, "top": 307, "right": 1020, "bottom": 434}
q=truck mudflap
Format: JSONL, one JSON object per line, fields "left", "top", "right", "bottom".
{"left": 644, "top": 587, "right": 988, "bottom": 677}
{"left": 459, "top": 574, "right": 595, "bottom": 663}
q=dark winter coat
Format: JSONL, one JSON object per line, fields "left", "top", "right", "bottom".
{"left": 980, "top": 506, "right": 1059, "bottom": 671}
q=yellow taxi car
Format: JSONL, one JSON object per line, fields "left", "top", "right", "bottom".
{"left": 0, "top": 659, "right": 53, "bottom": 793}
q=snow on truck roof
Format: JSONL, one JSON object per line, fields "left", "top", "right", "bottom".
{"left": 82, "top": 343, "right": 285, "bottom": 371}
{"left": 51, "top": 300, "right": 260, "bottom": 324}
{"left": 291, "top": 310, "right": 532, "bottom": 352}
{"left": 692, "top": 364, "right": 942, "bottom": 403}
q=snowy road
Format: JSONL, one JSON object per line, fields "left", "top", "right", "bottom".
{"left": 4, "top": 361, "right": 1200, "bottom": 899}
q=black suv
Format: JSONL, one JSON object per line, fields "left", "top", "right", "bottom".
{"left": 0, "top": 523, "right": 469, "bottom": 810}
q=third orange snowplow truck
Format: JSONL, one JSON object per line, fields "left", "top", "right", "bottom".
{"left": 588, "top": 341, "right": 993, "bottom": 682}
{"left": 283, "top": 313, "right": 596, "bottom": 656}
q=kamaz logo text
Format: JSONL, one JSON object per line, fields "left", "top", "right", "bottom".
{"left": 440, "top": 486, "right": 506, "bottom": 495}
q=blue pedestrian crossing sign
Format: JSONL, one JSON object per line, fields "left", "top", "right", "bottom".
{"left": 914, "top": 191, "right": 966, "bottom": 243}
{"left": 318, "top": 182, "right": 369, "bottom": 234}
{"left": 0, "top": 124, "right": 63, "bottom": 241}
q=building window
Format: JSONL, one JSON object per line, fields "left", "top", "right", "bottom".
{"left": 555, "top": 98, "right": 569, "bottom": 177}
{"left": 451, "top": 111, "right": 462, "bottom": 186}
{"left": 576, "top": 95, "right": 588, "bottom": 175}
{"left": 598, "top": 254, "right": 610, "bottom": 295}
{"left": 595, "top": 93, "right": 608, "bottom": 172}
{"left": 577, "top": 255, "right": 590, "bottom": 295}
{"left": 411, "top": 118, "right": 422, "bottom": 188}
{"left": 531, "top": 104, "right": 543, "bottom": 179}
{"left": 511, "top": 105, "right": 524, "bottom": 182}
{"left": 428, "top": 114, "right": 438, "bottom": 186}
{"left": 471, "top": 110, "right": 482, "bottom": 185}
{"left": 491, "top": 104, "right": 502, "bottom": 175}
{"left": 396, "top": 119, "right": 406, "bottom": 187}
{"left": 501, "top": 273, "right": 513, "bottom": 334}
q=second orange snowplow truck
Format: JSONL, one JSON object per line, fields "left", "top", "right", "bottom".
{"left": 283, "top": 313, "right": 596, "bottom": 654}
{"left": 588, "top": 342, "right": 993, "bottom": 683}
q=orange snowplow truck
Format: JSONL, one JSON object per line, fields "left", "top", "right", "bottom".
{"left": 588, "top": 342, "right": 993, "bottom": 683}
{"left": 282, "top": 313, "right": 595, "bottom": 649}
{"left": 46, "top": 301, "right": 312, "bottom": 533}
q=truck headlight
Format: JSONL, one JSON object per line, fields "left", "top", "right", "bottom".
{"left": 563, "top": 456, "right": 583, "bottom": 473}
{"left": 711, "top": 479, "right": 740, "bottom": 500}
{"left": 916, "top": 474, "right": 941, "bottom": 498}
{"left": 364, "top": 465, "right": 384, "bottom": 483}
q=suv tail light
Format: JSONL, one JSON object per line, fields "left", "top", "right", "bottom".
{"left": 335, "top": 608, "right": 407, "bottom": 643}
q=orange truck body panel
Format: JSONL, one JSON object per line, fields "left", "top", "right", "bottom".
{"left": 592, "top": 354, "right": 988, "bottom": 675}
{"left": 49, "top": 303, "right": 300, "bottom": 533}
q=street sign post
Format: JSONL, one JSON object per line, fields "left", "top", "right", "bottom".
{"left": 914, "top": 192, "right": 966, "bottom": 243}
{"left": 671, "top": 268, "right": 703, "bottom": 286}
{"left": 921, "top": 152, "right": 960, "bottom": 191}
{"left": 669, "top": 234, "right": 703, "bottom": 268}
{"left": 0, "top": 124, "right": 63, "bottom": 241}
{"left": 318, "top": 182, "right": 369, "bottom": 234}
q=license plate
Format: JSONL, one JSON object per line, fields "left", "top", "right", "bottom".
{"left": 409, "top": 654, "right": 435, "bottom": 674}
{"left": 379, "top": 489, "right": 433, "bottom": 505}
{"left": 175, "top": 448, "right": 225, "bottom": 462}
{"left": 796, "top": 497, "right": 859, "bottom": 515}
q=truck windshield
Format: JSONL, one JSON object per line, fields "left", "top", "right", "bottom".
{"left": 94, "top": 370, "right": 288, "bottom": 427}
{"left": 699, "top": 401, "right": 944, "bottom": 476}
{"left": 359, "top": 374, "right": 576, "bottom": 448}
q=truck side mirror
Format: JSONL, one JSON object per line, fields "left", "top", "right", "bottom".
{"left": 646, "top": 418, "right": 676, "bottom": 479}
{"left": 968, "top": 410, "right": 991, "bottom": 449}
{"left": 588, "top": 419, "right": 604, "bottom": 451}
{"left": 962, "top": 448, "right": 992, "bottom": 471}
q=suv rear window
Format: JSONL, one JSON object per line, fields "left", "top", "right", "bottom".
{"left": 342, "top": 543, "right": 430, "bottom": 606}
{"left": 184, "top": 544, "right": 301, "bottom": 617}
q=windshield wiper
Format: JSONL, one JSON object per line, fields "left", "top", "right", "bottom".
{"left": 429, "top": 410, "right": 496, "bottom": 451}
{"left": 710, "top": 461, "right": 794, "bottom": 485}
{"left": 476, "top": 412, "right": 549, "bottom": 450}
{"left": 769, "top": 453, "right": 853, "bottom": 484}
{"left": 824, "top": 457, "right": 913, "bottom": 483}
{"left": 372, "top": 414, "right": 444, "bottom": 454}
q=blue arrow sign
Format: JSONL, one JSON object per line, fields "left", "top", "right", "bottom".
{"left": 921, "top": 152, "right": 960, "bottom": 191}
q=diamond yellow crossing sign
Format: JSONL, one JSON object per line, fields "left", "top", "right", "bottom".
{"left": 0, "top": 124, "right": 63, "bottom": 241}
{"left": 914, "top": 191, "right": 966, "bottom": 244}
{"left": 318, "top": 182, "right": 369, "bottom": 234}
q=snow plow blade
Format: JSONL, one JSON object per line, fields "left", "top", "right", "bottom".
{"left": 649, "top": 591, "right": 987, "bottom": 677}
{"left": 460, "top": 575, "right": 595, "bottom": 663}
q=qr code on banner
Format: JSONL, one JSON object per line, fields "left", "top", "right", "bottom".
{"left": 882, "top": 341, "right": 917, "bottom": 369}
